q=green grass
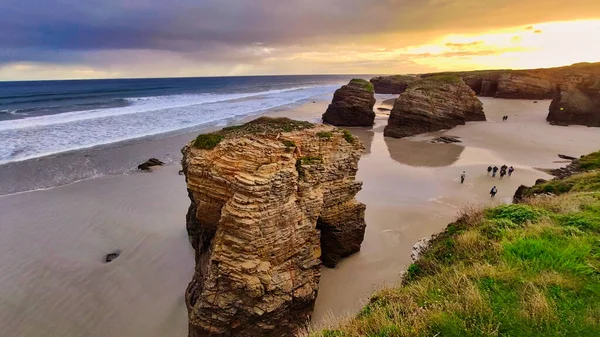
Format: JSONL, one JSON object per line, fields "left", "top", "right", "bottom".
{"left": 349, "top": 78, "right": 375, "bottom": 93}
{"left": 314, "top": 168, "right": 600, "bottom": 336}
{"left": 342, "top": 130, "right": 355, "bottom": 144}
{"left": 578, "top": 150, "right": 600, "bottom": 171}
{"left": 193, "top": 133, "right": 224, "bottom": 150}
{"left": 295, "top": 156, "right": 323, "bottom": 180}
{"left": 425, "top": 74, "right": 463, "bottom": 84}
{"left": 281, "top": 140, "right": 296, "bottom": 153}
{"left": 525, "top": 172, "right": 600, "bottom": 196}
{"left": 317, "top": 131, "right": 333, "bottom": 140}
{"left": 192, "top": 117, "right": 314, "bottom": 149}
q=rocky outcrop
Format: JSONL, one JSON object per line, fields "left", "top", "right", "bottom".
{"left": 181, "top": 117, "right": 366, "bottom": 337}
{"left": 422, "top": 62, "right": 600, "bottom": 100}
{"left": 322, "top": 79, "right": 376, "bottom": 126}
{"left": 384, "top": 76, "right": 486, "bottom": 138}
{"left": 370, "top": 75, "right": 417, "bottom": 94}
{"left": 137, "top": 157, "right": 164, "bottom": 170}
{"left": 495, "top": 74, "right": 556, "bottom": 99}
{"left": 547, "top": 86, "right": 600, "bottom": 127}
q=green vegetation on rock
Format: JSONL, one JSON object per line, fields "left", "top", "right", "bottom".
{"left": 192, "top": 117, "right": 314, "bottom": 149}
{"left": 317, "top": 131, "right": 333, "bottom": 140}
{"left": 281, "top": 140, "right": 296, "bottom": 153}
{"left": 578, "top": 150, "right": 600, "bottom": 171}
{"left": 193, "top": 133, "right": 224, "bottom": 150}
{"left": 425, "top": 74, "right": 463, "bottom": 84}
{"left": 314, "top": 152, "right": 600, "bottom": 337}
{"left": 349, "top": 78, "right": 375, "bottom": 93}
{"left": 342, "top": 129, "right": 355, "bottom": 144}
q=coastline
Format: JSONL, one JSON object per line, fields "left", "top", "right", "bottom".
{"left": 2, "top": 96, "right": 600, "bottom": 336}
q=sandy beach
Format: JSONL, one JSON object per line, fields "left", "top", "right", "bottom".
{"left": 2, "top": 96, "right": 600, "bottom": 337}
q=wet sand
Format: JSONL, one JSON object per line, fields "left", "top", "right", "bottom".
{"left": 2, "top": 97, "right": 600, "bottom": 336}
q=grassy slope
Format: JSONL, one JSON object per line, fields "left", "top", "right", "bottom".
{"left": 316, "top": 154, "right": 600, "bottom": 337}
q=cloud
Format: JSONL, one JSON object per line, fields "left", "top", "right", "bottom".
{"left": 534, "top": 29, "right": 543, "bottom": 33}
{"left": 1, "top": 0, "right": 600, "bottom": 79}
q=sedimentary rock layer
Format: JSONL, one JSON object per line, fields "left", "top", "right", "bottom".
{"left": 384, "top": 76, "right": 486, "bottom": 138}
{"left": 547, "top": 86, "right": 600, "bottom": 127}
{"left": 182, "top": 118, "right": 366, "bottom": 337}
{"left": 370, "top": 75, "right": 416, "bottom": 94}
{"left": 421, "top": 62, "right": 600, "bottom": 99}
{"left": 322, "top": 79, "right": 376, "bottom": 126}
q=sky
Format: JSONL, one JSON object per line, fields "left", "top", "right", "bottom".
{"left": 1, "top": 0, "right": 600, "bottom": 80}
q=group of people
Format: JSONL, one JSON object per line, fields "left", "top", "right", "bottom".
{"left": 502, "top": 115, "right": 509, "bottom": 121}
{"left": 487, "top": 165, "right": 514, "bottom": 178}
{"left": 459, "top": 165, "right": 516, "bottom": 198}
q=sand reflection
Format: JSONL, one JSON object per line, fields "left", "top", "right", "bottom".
{"left": 385, "top": 137, "right": 465, "bottom": 167}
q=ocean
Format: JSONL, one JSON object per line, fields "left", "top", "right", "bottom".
{"left": 0, "top": 75, "right": 352, "bottom": 164}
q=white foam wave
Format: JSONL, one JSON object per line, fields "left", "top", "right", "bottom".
{"left": 0, "top": 86, "right": 316, "bottom": 132}
{"left": 0, "top": 85, "right": 338, "bottom": 164}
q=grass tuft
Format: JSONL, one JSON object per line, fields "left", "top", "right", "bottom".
{"left": 317, "top": 131, "right": 333, "bottom": 140}
{"left": 342, "top": 130, "right": 355, "bottom": 144}
{"left": 193, "top": 133, "right": 224, "bottom": 149}
{"left": 349, "top": 78, "right": 375, "bottom": 93}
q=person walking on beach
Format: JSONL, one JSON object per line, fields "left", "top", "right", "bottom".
{"left": 501, "top": 164, "right": 508, "bottom": 172}
{"left": 492, "top": 166, "right": 499, "bottom": 177}
{"left": 460, "top": 171, "right": 466, "bottom": 184}
{"left": 487, "top": 166, "right": 493, "bottom": 175}
{"left": 508, "top": 166, "right": 515, "bottom": 177}
{"left": 500, "top": 168, "right": 506, "bottom": 179}
{"left": 490, "top": 186, "right": 498, "bottom": 198}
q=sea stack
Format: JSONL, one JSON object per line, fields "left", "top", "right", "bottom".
{"left": 322, "top": 79, "right": 376, "bottom": 126}
{"left": 369, "top": 75, "right": 416, "bottom": 94}
{"left": 384, "top": 75, "right": 486, "bottom": 138}
{"left": 547, "top": 86, "right": 600, "bottom": 127}
{"left": 181, "top": 117, "right": 366, "bottom": 337}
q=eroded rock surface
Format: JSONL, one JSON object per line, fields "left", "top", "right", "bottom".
{"left": 384, "top": 76, "right": 486, "bottom": 138}
{"left": 422, "top": 62, "right": 600, "bottom": 99}
{"left": 370, "top": 75, "right": 416, "bottom": 94}
{"left": 547, "top": 86, "right": 600, "bottom": 127}
{"left": 181, "top": 117, "right": 366, "bottom": 337}
{"left": 322, "top": 79, "right": 376, "bottom": 126}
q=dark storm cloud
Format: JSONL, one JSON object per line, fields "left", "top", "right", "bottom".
{"left": 1, "top": 0, "right": 599, "bottom": 71}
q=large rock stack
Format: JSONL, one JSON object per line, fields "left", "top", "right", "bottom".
{"left": 322, "top": 79, "right": 376, "bottom": 126}
{"left": 181, "top": 117, "right": 366, "bottom": 337}
{"left": 384, "top": 76, "right": 486, "bottom": 138}
{"left": 547, "top": 85, "right": 600, "bottom": 127}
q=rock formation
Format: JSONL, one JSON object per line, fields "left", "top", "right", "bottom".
{"left": 181, "top": 117, "right": 366, "bottom": 337}
{"left": 384, "top": 76, "right": 486, "bottom": 138}
{"left": 494, "top": 74, "right": 556, "bottom": 99}
{"left": 547, "top": 86, "right": 600, "bottom": 127}
{"left": 137, "top": 157, "right": 164, "bottom": 170}
{"left": 370, "top": 75, "right": 417, "bottom": 94}
{"left": 322, "top": 79, "right": 376, "bottom": 126}
{"left": 421, "top": 62, "right": 600, "bottom": 100}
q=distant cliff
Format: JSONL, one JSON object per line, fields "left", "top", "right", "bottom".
{"left": 420, "top": 62, "right": 600, "bottom": 100}
{"left": 181, "top": 117, "right": 366, "bottom": 337}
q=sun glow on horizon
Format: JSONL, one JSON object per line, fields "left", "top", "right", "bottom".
{"left": 389, "top": 19, "right": 600, "bottom": 72}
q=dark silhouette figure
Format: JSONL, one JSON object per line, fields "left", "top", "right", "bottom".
{"left": 461, "top": 171, "right": 466, "bottom": 184}
{"left": 508, "top": 166, "right": 515, "bottom": 177}
{"left": 492, "top": 166, "right": 499, "bottom": 177}
{"left": 487, "top": 166, "right": 493, "bottom": 175}
{"left": 490, "top": 186, "right": 498, "bottom": 198}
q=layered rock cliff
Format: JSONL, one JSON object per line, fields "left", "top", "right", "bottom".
{"left": 322, "top": 79, "right": 376, "bottom": 126}
{"left": 547, "top": 85, "right": 600, "bottom": 127}
{"left": 181, "top": 117, "right": 366, "bottom": 337}
{"left": 370, "top": 75, "right": 417, "bottom": 94}
{"left": 421, "top": 62, "right": 600, "bottom": 99}
{"left": 384, "top": 75, "right": 486, "bottom": 138}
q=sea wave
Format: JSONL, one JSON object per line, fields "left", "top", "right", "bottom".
{"left": 0, "top": 85, "right": 337, "bottom": 164}
{"left": 0, "top": 86, "right": 317, "bottom": 132}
